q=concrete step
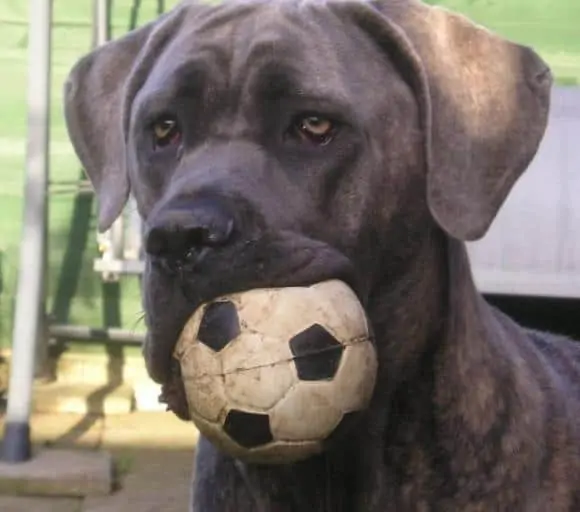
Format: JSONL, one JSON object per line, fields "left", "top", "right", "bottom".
{"left": 0, "top": 412, "right": 198, "bottom": 508}
{"left": 0, "top": 496, "right": 82, "bottom": 512}
{"left": 1, "top": 350, "right": 166, "bottom": 414}
{"left": 0, "top": 449, "right": 113, "bottom": 498}
{"left": 32, "top": 382, "right": 134, "bottom": 415}
{"left": 55, "top": 352, "right": 166, "bottom": 412}
{"left": 50, "top": 352, "right": 166, "bottom": 413}
{"left": 53, "top": 352, "right": 150, "bottom": 387}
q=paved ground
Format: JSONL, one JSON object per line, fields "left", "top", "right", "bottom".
{"left": 0, "top": 411, "right": 199, "bottom": 512}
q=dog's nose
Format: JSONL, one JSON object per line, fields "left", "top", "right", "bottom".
{"left": 144, "top": 198, "right": 235, "bottom": 270}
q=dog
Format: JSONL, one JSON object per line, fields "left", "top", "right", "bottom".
{"left": 63, "top": 0, "right": 580, "bottom": 510}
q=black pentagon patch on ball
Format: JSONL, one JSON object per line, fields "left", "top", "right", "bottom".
{"left": 223, "top": 409, "right": 274, "bottom": 448}
{"left": 289, "top": 324, "right": 344, "bottom": 381}
{"left": 197, "top": 300, "right": 240, "bottom": 352}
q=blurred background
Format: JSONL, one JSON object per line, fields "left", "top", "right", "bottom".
{"left": 0, "top": 0, "right": 577, "bottom": 509}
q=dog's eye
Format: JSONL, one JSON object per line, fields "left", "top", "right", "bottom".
{"left": 289, "top": 115, "right": 336, "bottom": 145}
{"left": 151, "top": 116, "right": 181, "bottom": 149}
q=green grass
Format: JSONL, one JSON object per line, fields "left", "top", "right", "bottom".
{"left": 0, "top": 0, "right": 578, "bottom": 352}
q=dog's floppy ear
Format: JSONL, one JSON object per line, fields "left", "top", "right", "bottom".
{"left": 345, "top": 0, "right": 552, "bottom": 241}
{"left": 63, "top": 8, "right": 186, "bottom": 232}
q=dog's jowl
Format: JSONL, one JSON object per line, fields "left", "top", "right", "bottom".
{"left": 63, "top": 0, "right": 580, "bottom": 510}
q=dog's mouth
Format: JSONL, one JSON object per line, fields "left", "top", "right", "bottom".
{"left": 144, "top": 237, "right": 360, "bottom": 420}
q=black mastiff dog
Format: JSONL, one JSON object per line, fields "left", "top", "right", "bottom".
{"left": 63, "top": 0, "right": 580, "bottom": 510}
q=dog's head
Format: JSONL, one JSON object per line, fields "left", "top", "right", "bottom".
{"left": 64, "top": 0, "right": 551, "bottom": 391}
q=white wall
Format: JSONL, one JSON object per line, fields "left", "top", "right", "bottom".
{"left": 468, "top": 86, "right": 580, "bottom": 299}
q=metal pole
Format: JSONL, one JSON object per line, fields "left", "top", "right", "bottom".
{"left": 2, "top": 0, "right": 52, "bottom": 463}
{"left": 49, "top": 324, "right": 145, "bottom": 345}
{"left": 96, "top": 0, "right": 111, "bottom": 43}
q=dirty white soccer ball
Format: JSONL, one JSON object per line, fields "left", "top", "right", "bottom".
{"left": 173, "top": 279, "right": 378, "bottom": 464}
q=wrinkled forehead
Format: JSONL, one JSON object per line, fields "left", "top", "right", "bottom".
{"left": 144, "top": 1, "right": 370, "bottom": 103}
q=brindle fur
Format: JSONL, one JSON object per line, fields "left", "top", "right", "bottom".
{"left": 63, "top": 1, "right": 580, "bottom": 510}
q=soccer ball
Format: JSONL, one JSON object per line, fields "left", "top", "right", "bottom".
{"left": 173, "top": 279, "right": 378, "bottom": 464}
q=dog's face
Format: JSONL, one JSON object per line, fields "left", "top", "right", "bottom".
{"left": 64, "top": 0, "right": 552, "bottom": 396}
{"left": 132, "top": 2, "right": 428, "bottom": 385}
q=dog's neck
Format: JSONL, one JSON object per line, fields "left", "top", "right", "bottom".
{"left": 365, "top": 225, "right": 449, "bottom": 391}
{"left": 367, "top": 226, "right": 507, "bottom": 398}
{"left": 362, "top": 232, "right": 547, "bottom": 508}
